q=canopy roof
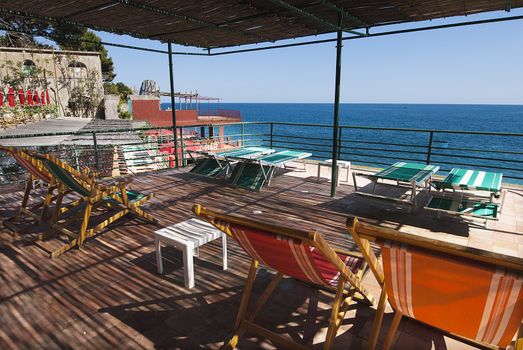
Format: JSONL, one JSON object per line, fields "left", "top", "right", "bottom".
{"left": 1, "top": 0, "right": 522, "bottom": 49}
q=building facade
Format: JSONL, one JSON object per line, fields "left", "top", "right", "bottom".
{"left": 0, "top": 46, "right": 104, "bottom": 118}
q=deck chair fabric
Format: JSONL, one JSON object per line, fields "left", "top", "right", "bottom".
{"left": 189, "top": 147, "right": 274, "bottom": 178}
{"left": 0, "top": 146, "right": 57, "bottom": 225}
{"left": 347, "top": 217, "right": 523, "bottom": 350}
{"left": 190, "top": 157, "right": 227, "bottom": 177}
{"left": 227, "top": 150, "right": 311, "bottom": 191}
{"left": 34, "top": 153, "right": 157, "bottom": 258}
{"left": 227, "top": 162, "right": 270, "bottom": 191}
{"left": 193, "top": 204, "right": 374, "bottom": 350}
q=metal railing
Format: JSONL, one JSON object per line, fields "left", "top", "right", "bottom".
{"left": 1, "top": 121, "right": 522, "bottom": 186}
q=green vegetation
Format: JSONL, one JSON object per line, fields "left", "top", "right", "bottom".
{"left": 104, "top": 82, "right": 133, "bottom": 119}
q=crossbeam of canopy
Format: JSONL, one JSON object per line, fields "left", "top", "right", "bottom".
{"left": 1, "top": 1, "right": 522, "bottom": 49}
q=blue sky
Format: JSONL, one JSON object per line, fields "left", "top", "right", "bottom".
{"left": 96, "top": 9, "right": 523, "bottom": 104}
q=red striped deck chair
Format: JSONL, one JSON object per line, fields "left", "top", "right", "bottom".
{"left": 0, "top": 146, "right": 58, "bottom": 227}
{"left": 193, "top": 204, "right": 374, "bottom": 350}
{"left": 347, "top": 216, "right": 523, "bottom": 350}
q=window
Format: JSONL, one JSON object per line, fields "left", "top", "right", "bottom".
{"left": 22, "top": 60, "right": 36, "bottom": 76}
{"left": 68, "top": 61, "right": 87, "bottom": 78}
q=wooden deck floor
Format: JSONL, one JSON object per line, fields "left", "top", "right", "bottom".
{"left": 0, "top": 165, "right": 522, "bottom": 349}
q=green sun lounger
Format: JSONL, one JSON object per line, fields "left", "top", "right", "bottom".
{"left": 189, "top": 147, "right": 274, "bottom": 177}
{"left": 425, "top": 196, "right": 499, "bottom": 221}
{"left": 425, "top": 168, "right": 505, "bottom": 224}
{"left": 353, "top": 162, "right": 440, "bottom": 209}
{"left": 227, "top": 150, "right": 312, "bottom": 191}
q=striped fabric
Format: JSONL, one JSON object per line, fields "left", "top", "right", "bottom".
{"left": 216, "top": 147, "right": 274, "bottom": 159}
{"left": 219, "top": 220, "right": 363, "bottom": 288}
{"left": 426, "top": 197, "right": 499, "bottom": 219}
{"left": 190, "top": 158, "right": 226, "bottom": 176}
{"left": 13, "top": 152, "right": 51, "bottom": 182}
{"left": 36, "top": 156, "right": 91, "bottom": 196}
{"left": 374, "top": 162, "right": 440, "bottom": 184}
{"left": 380, "top": 241, "right": 523, "bottom": 347}
{"left": 227, "top": 162, "right": 269, "bottom": 191}
{"left": 441, "top": 168, "right": 502, "bottom": 192}
{"left": 257, "top": 150, "right": 312, "bottom": 167}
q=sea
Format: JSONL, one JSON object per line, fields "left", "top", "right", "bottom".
{"left": 162, "top": 103, "right": 523, "bottom": 183}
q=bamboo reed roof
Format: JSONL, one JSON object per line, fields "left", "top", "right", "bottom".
{"left": 1, "top": 1, "right": 522, "bottom": 49}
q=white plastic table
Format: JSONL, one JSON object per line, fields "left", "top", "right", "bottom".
{"left": 317, "top": 159, "right": 351, "bottom": 186}
{"left": 155, "top": 218, "right": 227, "bottom": 289}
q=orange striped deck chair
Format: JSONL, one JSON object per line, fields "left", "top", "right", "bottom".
{"left": 0, "top": 146, "right": 58, "bottom": 226}
{"left": 193, "top": 204, "right": 375, "bottom": 350}
{"left": 33, "top": 153, "right": 157, "bottom": 258}
{"left": 347, "top": 216, "right": 523, "bottom": 350}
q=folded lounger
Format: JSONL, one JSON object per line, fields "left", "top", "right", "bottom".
{"left": 347, "top": 216, "right": 523, "bottom": 350}
{"left": 227, "top": 150, "right": 312, "bottom": 191}
{"left": 189, "top": 147, "right": 274, "bottom": 177}
{"left": 194, "top": 204, "right": 374, "bottom": 349}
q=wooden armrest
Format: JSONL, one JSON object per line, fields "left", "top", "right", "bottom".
{"left": 333, "top": 248, "right": 364, "bottom": 259}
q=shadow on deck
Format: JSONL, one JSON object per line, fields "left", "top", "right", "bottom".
{"left": 0, "top": 166, "right": 521, "bottom": 349}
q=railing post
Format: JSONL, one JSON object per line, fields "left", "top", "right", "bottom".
{"left": 241, "top": 123, "right": 245, "bottom": 147}
{"left": 269, "top": 122, "right": 274, "bottom": 149}
{"left": 426, "top": 131, "right": 434, "bottom": 164}
{"left": 180, "top": 126, "right": 186, "bottom": 166}
{"left": 92, "top": 131, "right": 100, "bottom": 170}
{"left": 337, "top": 126, "right": 343, "bottom": 159}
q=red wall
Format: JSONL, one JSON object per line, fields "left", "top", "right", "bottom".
{"left": 132, "top": 99, "right": 198, "bottom": 127}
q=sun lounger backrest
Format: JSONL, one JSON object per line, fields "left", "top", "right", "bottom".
{"left": 35, "top": 154, "right": 92, "bottom": 197}
{"left": 0, "top": 146, "right": 51, "bottom": 182}
{"left": 194, "top": 204, "right": 363, "bottom": 288}
{"left": 347, "top": 217, "right": 523, "bottom": 348}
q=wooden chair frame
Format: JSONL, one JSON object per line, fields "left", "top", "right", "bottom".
{"left": 193, "top": 204, "right": 375, "bottom": 349}
{"left": 0, "top": 146, "right": 59, "bottom": 229}
{"left": 346, "top": 216, "right": 523, "bottom": 350}
{"left": 34, "top": 153, "right": 158, "bottom": 258}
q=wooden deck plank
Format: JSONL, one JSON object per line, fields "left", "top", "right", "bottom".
{"left": 0, "top": 166, "right": 521, "bottom": 349}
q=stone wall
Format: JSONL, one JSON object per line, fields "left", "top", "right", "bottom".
{"left": 0, "top": 47, "right": 104, "bottom": 118}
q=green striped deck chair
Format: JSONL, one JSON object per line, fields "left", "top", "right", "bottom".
{"left": 33, "top": 153, "right": 157, "bottom": 258}
{"left": 189, "top": 147, "right": 274, "bottom": 177}
{"left": 227, "top": 150, "right": 312, "bottom": 191}
{"left": 435, "top": 168, "right": 503, "bottom": 192}
{"left": 353, "top": 162, "right": 440, "bottom": 210}
{"left": 426, "top": 197, "right": 499, "bottom": 220}
{"left": 190, "top": 157, "right": 227, "bottom": 177}
{"left": 426, "top": 168, "right": 504, "bottom": 224}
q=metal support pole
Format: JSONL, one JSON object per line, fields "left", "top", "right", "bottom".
{"left": 92, "top": 131, "right": 100, "bottom": 170}
{"left": 426, "top": 131, "right": 434, "bottom": 164}
{"left": 330, "top": 16, "right": 343, "bottom": 197}
{"left": 168, "top": 42, "right": 179, "bottom": 168}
